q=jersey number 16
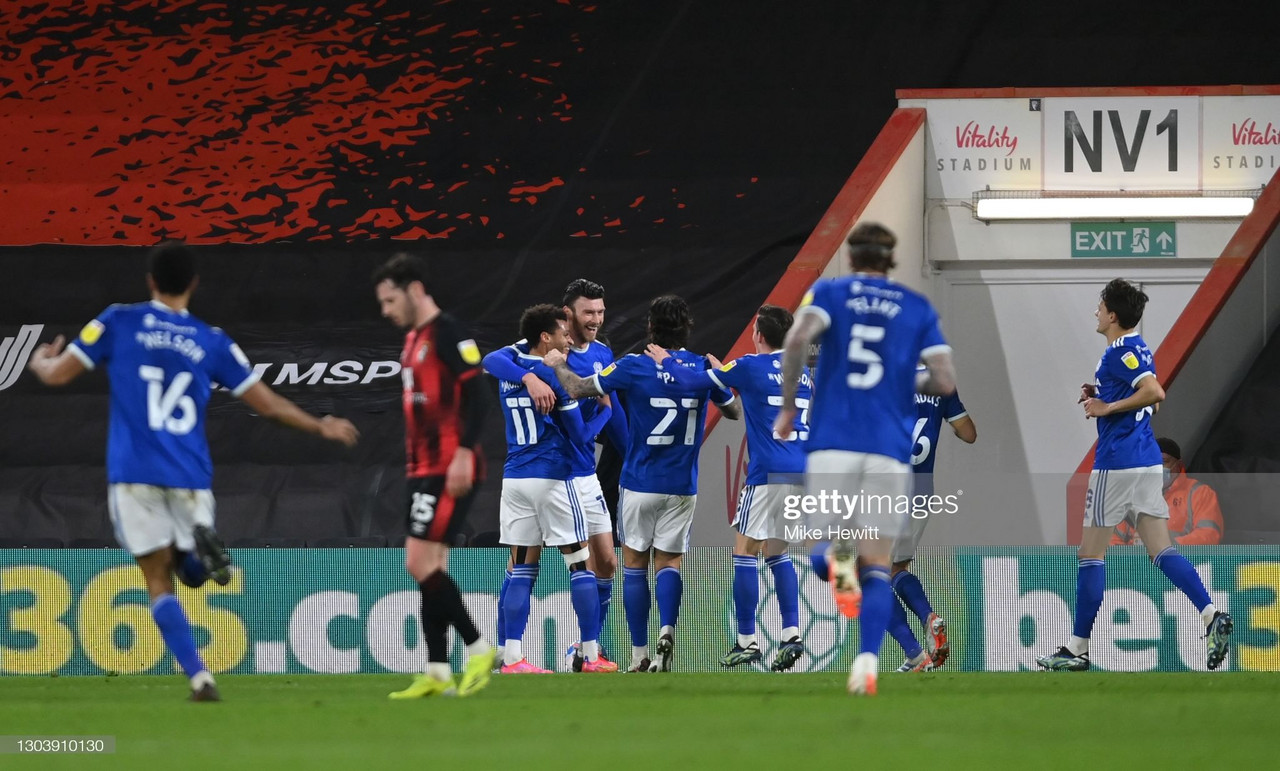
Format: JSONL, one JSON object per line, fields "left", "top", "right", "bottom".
{"left": 139, "top": 365, "right": 196, "bottom": 436}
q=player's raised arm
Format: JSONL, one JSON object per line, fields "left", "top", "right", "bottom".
{"left": 644, "top": 343, "right": 714, "bottom": 388}
{"left": 237, "top": 382, "right": 359, "bottom": 447}
{"left": 773, "top": 311, "right": 824, "bottom": 439}
{"left": 544, "top": 348, "right": 603, "bottom": 399}
{"left": 26, "top": 334, "right": 86, "bottom": 387}
{"left": 916, "top": 349, "right": 957, "bottom": 397}
{"left": 483, "top": 345, "right": 556, "bottom": 414}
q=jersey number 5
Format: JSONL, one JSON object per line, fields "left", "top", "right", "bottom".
{"left": 139, "top": 365, "right": 196, "bottom": 435}
{"left": 846, "top": 324, "right": 885, "bottom": 390}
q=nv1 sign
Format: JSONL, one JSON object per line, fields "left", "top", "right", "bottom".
{"left": 1070, "top": 222, "right": 1176, "bottom": 258}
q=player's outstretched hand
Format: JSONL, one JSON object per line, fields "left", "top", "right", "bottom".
{"left": 1078, "top": 383, "right": 1097, "bottom": 403}
{"left": 524, "top": 375, "right": 556, "bottom": 415}
{"left": 705, "top": 353, "right": 723, "bottom": 369}
{"left": 773, "top": 405, "right": 797, "bottom": 440}
{"left": 319, "top": 415, "right": 360, "bottom": 447}
{"left": 543, "top": 349, "right": 567, "bottom": 369}
{"left": 28, "top": 334, "right": 66, "bottom": 369}
{"left": 643, "top": 343, "right": 670, "bottom": 365}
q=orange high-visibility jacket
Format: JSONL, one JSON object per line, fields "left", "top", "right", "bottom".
{"left": 1111, "top": 469, "right": 1224, "bottom": 546}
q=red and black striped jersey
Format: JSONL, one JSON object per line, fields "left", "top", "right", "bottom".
{"left": 399, "top": 313, "right": 483, "bottom": 477}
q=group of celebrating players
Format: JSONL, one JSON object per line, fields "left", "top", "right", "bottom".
{"left": 445, "top": 222, "right": 977, "bottom": 693}
{"left": 24, "top": 220, "right": 1233, "bottom": 701}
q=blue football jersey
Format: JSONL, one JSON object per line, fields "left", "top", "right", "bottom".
{"left": 483, "top": 339, "right": 616, "bottom": 476}
{"left": 800, "top": 275, "right": 950, "bottom": 463}
{"left": 1093, "top": 333, "right": 1162, "bottom": 470}
{"left": 910, "top": 364, "right": 968, "bottom": 476}
{"left": 66, "top": 301, "right": 259, "bottom": 489}
{"left": 910, "top": 366, "right": 968, "bottom": 494}
{"left": 590, "top": 351, "right": 734, "bottom": 495}
{"left": 498, "top": 354, "right": 580, "bottom": 480}
{"left": 670, "top": 352, "right": 811, "bottom": 486}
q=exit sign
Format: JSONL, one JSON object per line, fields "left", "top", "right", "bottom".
{"left": 1070, "top": 222, "right": 1176, "bottom": 258}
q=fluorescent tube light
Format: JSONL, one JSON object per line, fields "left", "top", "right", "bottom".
{"left": 975, "top": 196, "right": 1255, "bottom": 221}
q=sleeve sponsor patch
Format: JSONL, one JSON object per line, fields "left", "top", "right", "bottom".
{"left": 599, "top": 362, "right": 617, "bottom": 377}
{"left": 457, "top": 339, "right": 481, "bottom": 365}
{"left": 799, "top": 289, "right": 815, "bottom": 308}
{"left": 717, "top": 360, "right": 738, "bottom": 373}
{"left": 1121, "top": 351, "right": 1140, "bottom": 370}
{"left": 78, "top": 319, "right": 104, "bottom": 345}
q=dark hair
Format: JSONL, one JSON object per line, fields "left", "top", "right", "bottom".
{"left": 1100, "top": 278, "right": 1148, "bottom": 329}
{"left": 148, "top": 241, "right": 197, "bottom": 295}
{"left": 755, "top": 305, "right": 793, "bottom": 348}
{"left": 372, "top": 253, "right": 428, "bottom": 292}
{"left": 1157, "top": 437, "right": 1181, "bottom": 460}
{"left": 648, "top": 294, "right": 693, "bottom": 350}
{"left": 847, "top": 222, "right": 897, "bottom": 272}
{"left": 520, "top": 303, "right": 567, "bottom": 345}
{"left": 562, "top": 278, "right": 605, "bottom": 308}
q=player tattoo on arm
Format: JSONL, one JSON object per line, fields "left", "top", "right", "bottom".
{"left": 716, "top": 398, "right": 742, "bottom": 421}
{"left": 543, "top": 349, "right": 599, "bottom": 399}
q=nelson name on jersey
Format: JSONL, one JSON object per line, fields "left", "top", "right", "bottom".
{"left": 134, "top": 329, "right": 208, "bottom": 363}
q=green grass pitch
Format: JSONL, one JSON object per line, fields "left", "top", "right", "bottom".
{"left": 2, "top": 672, "right": 1272, "bottom": 769}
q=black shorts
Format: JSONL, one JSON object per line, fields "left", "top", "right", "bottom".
{"left": 405, "top": 476, "right": 476, "bottom": 544}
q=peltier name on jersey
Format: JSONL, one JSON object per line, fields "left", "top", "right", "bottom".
{"left": 846, "top": 295, "right": 902, "bottom": 319}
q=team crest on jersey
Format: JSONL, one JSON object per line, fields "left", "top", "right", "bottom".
{"left": 458, "top": 339, "right": 481, "bottom": 365}
{"left": 600, "top": 362, "right": 617, "bottom": 377}
{"left": 417, "top": 343, "right": 430, "bottom": 362}
{"left": 78, "top": 319, "right": 104, "bottom": 345}
{"left": 593, "top": 361, "right": 603, "bottom": 373}
{"left": 1121, "top": 351, "right": 1140, "bottom": 370}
